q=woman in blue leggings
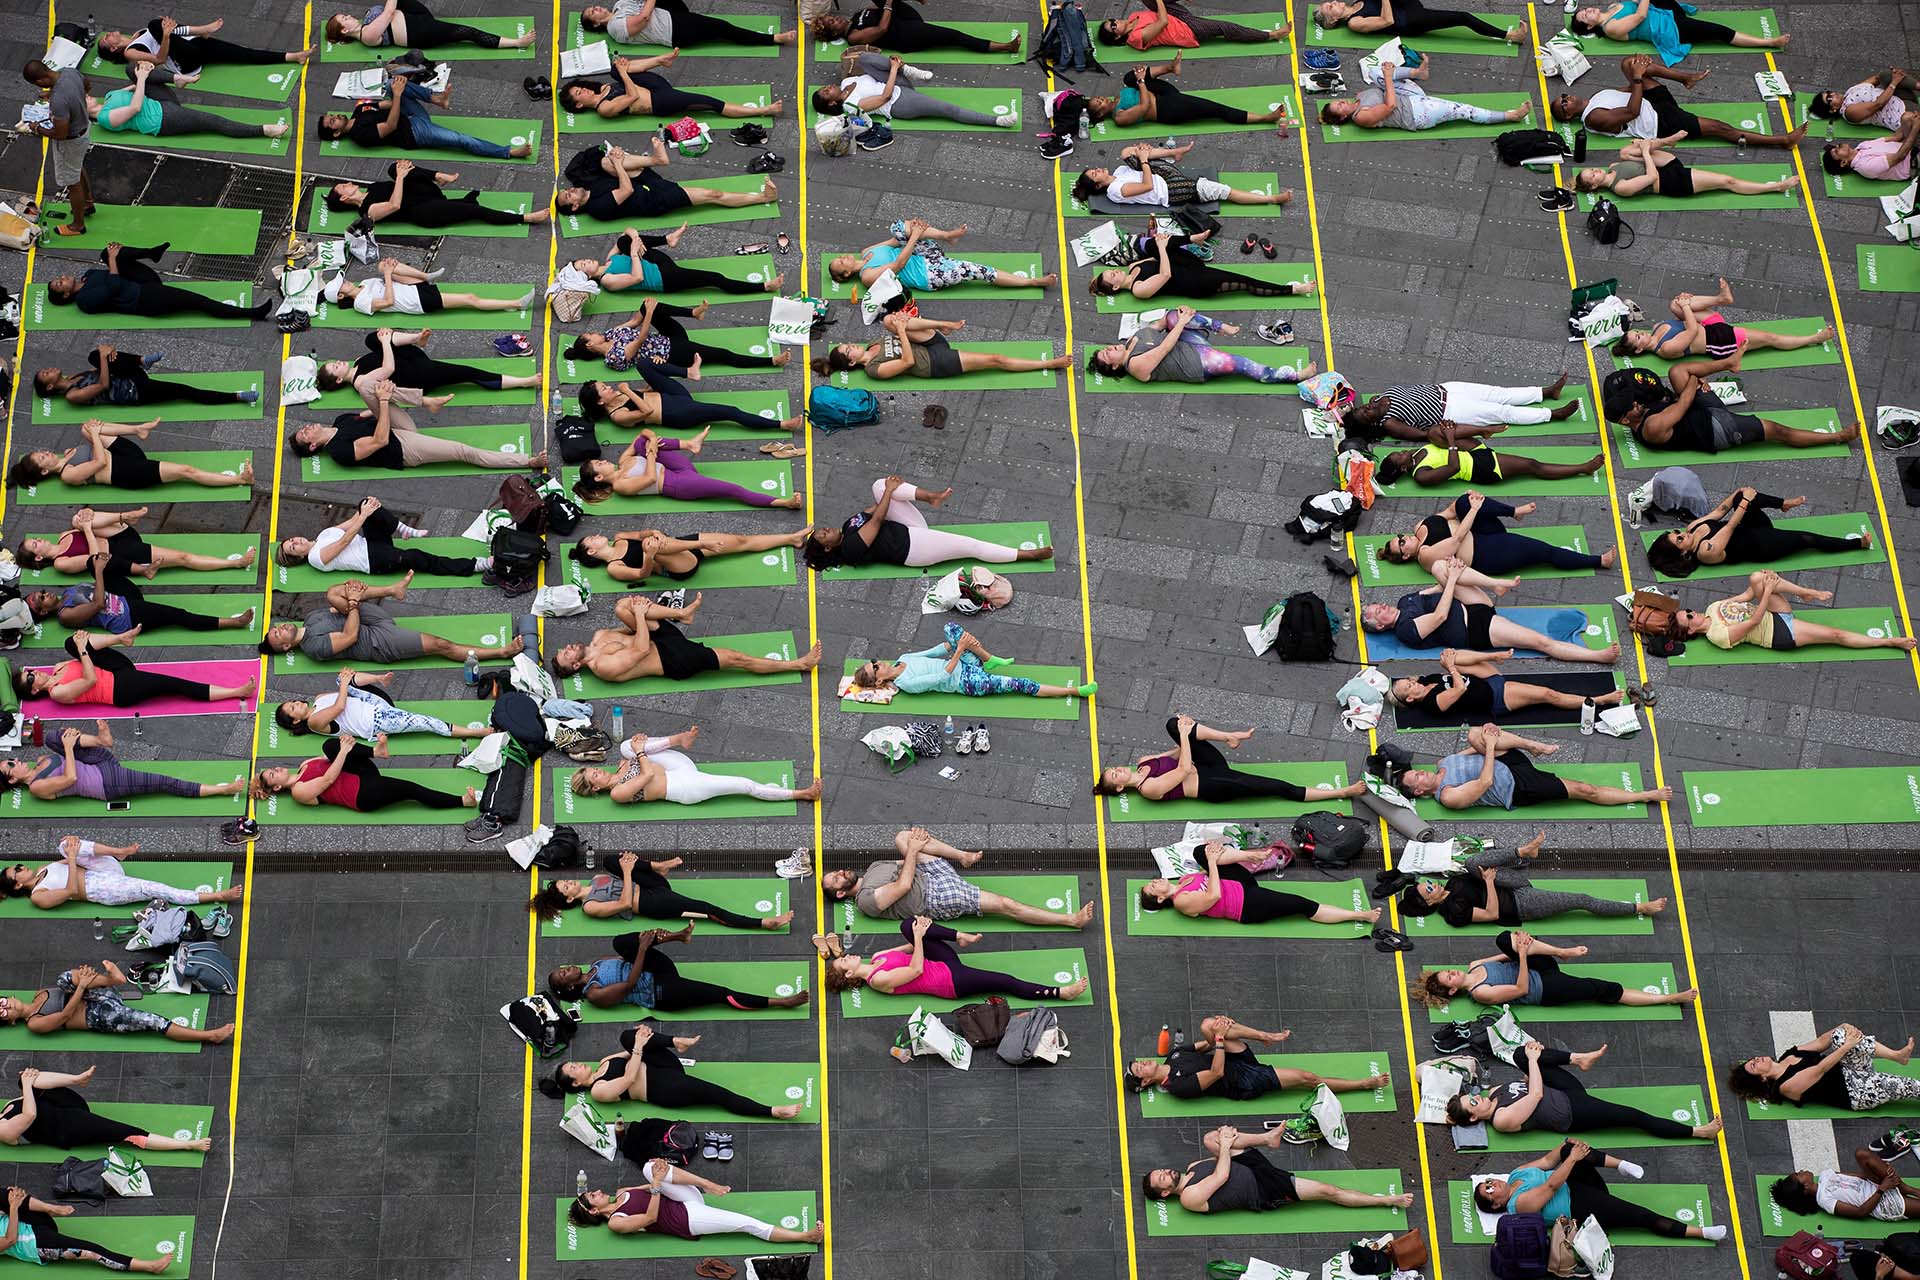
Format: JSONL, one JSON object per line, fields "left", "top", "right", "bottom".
{"left": 1381, "top": 491, "right": 1614, "bottom": 589}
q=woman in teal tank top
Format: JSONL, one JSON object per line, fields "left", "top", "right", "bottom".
{"left": 828, "top": 218, "right": 1056, "bottom": 293}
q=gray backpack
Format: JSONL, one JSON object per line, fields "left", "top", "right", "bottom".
{"left": 996, "top": 1008, "right": 1066, "bottom": 1065}
{"left": 133, "top": 941, "right": 238, "bottom": 995}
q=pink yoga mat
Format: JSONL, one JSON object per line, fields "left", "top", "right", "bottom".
{"left": 20, "top": 658, "right": 259, "bottom": 720}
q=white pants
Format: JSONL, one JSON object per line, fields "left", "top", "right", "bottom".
{"left": 649, "top": 1170, "right": 778, "bottom": 1241}
{"left": 650, "top": 748, "right": 792, "bottom": 805}
{"left": 1440, "top": 380, "right": 1551, "bottom": 426}
{"left": 71, "top": 855, "right": 206, "bottom": 907}
{"left": 869, "top": 478, "right": 1022, "bottom": 567}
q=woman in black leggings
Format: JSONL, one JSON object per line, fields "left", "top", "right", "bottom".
{"left": 26, "top": 556, "right": 256, "bottom": 638}
{"left": 543, "top": 1020, "right": 807, "bottom": 1119}
{"left": 1, "top": 1067, "right": 214, "bottom": 1156}
{"left": 0, "top": 1187, "right": 174, "bottom": 1272}
{"left": 1089, "top": 62, "right": 1291, "bottom": 129}
{"left": 1448, "top": 1041, "right": 1724, "bottom": 1140}
{"left": 812, "top": 1, "right": 1018, "bottom": 55}
{"left": 97, "top": 15, "right": 312, "bottom": 82}
{"left": 1477, "top": 1141, "right": 1727, "bottom": 1243}
{"left": 1315, "top": 0, "right": 1523, "bottom": 43}
{"left": 46, "top": 242, "right": 271, "bottom": 321}
{"left": 549, "top": 926, "right": 812, "bottom": 1013}
{"left": 578, "top": 365, "right": 801, "bottom": 435}
{"left": 1093, "top": 714, "right": 1368, "bottom": 806}
{"left": 575, "top": 230, "right": 785, "bottom": 299}
{"left": 34, "top": 347, "right": 259, "bottom": 410}
{"left": 326, "top": 161, "right": 548, "bottom": 229}
{"left": 562, "top": 51, "right": 784, "bottom": 120}
{"left": 10, "top": 420, "right": 254, "bottom": 493}
{"left": 825, "top": 917, "right": 1090, "bottom": 1001}
{"left": 529, "top": 851, "right": 796, "bottom": 930}
{"left": 1416, "top": 930, "right": 1699, "bottom": 1012}
{"left": 326, "top": 0, "right": 537, "bottom": 50}
{"left": 1091, "top": 230, "right": 1315, "bottom": 304}
{"left": 251, "top": 736, "right": 477, "bottom": 813}
{"left": 584, "top": 0, "right": 796, "bottom": 46}
{"left": 1568, "top": 0, "right": 1787, "bottom": 52}
{"left": 317, "top": 329, "right": 540, "bottom": 397}
{"left": 1647, "top": 487, "right": 1869, "bottom": 578}
{"left": 16, "top": 631, "right": 254, "bottom": 707}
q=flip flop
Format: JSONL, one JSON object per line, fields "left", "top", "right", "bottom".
{"left": 775, "top": 232, "right": 791, "bottom": 255}
{"left": 809, "top": 932, "right": 843, "bottom": 959}
{"left": 758, "top": 442, "right": 804, "bottom": 458}
{"left": 1371, "top": 926, "right": 1413, "bottom": 953}
{"left": 923, "top": 404, "right": 948, "bottom": 430}
{"left": 53, "top": 224, "right": 90, "bottom": 237}
{"left": 1258, "top": 235, "right": 1276, "bottom": 260}
{"left": 1239, "top": 232, "right": 1258, "bottom": 255}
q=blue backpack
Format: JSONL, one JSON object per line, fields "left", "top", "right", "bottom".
{"left": 1033, "top": 1, "right": 1099, "bottom": 78}
{"left": 808, "top": 386, "right": 880, "bottom": 431}
{"left": 1490, "top": 1213, "right": 1552, "bottom": 1280}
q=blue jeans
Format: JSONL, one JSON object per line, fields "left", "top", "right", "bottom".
{"left": 399, "top": 80, "right": 511, "bottom": 158}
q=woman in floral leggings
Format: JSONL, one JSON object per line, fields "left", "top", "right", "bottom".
{"left": 0, "top": 964, "right": 233, "bottom": 1044}
{"left": 1730, "top": 1024, "right": 1920, "bottom": 1112}
{"left": 850, "top": 623, "right": 1097, "bottom": 700}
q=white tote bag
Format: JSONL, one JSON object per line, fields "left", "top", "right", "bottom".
{"left": 1308, "top": 1085, "right": 1350, "bottom": 1152}
{"left": 103, "top": 1148, "right": 153, "bottom": 1197}
{"left": 906, "top": 1006, "right": 972, "bottom": 1069}
{"left": 1574, "top": 1215, "right": 1616, "bottom": 1280}
{"left": 560, "top": 1097, "right": 619, "bottom": 1160}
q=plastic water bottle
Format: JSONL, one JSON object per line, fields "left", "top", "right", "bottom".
{"left": 1736, "top": 131, "right": 1748, "bottom": 156}
{"left": 575, "top": 1170, "right": 588, "bottom": 1198}
{"left": 611, "top": 705, "right": 624, "bottom": 743}
{"left": 943, "top": 714, "right": 955, "bottom": 737}
{"left": 463, "top": 650, "right": 480, "bottom": 685}
{"left": 550, "top": 389, "right": 564, "bottom": 421}
{"left": 132, "top": 711, "right": 142, "bottom": 737}
{"left": 92, "top": 916, "right": 106, "bottom": 943}
{"left": 1580, "top": 698, "right": 1597, "bottom": 736}
{"left": 1172, "top": 1028, "right": 1186, "bottom": 1051}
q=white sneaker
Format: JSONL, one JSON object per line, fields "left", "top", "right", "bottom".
{"left": 901, "top": 63, "right": 933, "bottom": 82}
{"left": 775, "top": 848, "right": 812, "bottom": 879}
{"left": 955, "top": 728, "right": 975, "bottom": 755}
{"left": 995, "top": 113, "right": 1018, "bottom": 128}
{"left": 972, "top": 724, "right": 991, "bottom": 753}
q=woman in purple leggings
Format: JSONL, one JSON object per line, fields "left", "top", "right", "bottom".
{"left": 0, "top": 723, "right": 245, "bottom": 805}
{"left": 573, "top": 427, "right": 805, "bottom": 509}
{"left": 822, "top": 915, "right": 1091, "bottom": 1001}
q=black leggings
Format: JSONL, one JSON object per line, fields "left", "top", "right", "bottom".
{"left": 1696, "top": 494, "right": 1864, "bottom": 566}
{"left": 376, "top": 342, "right": 506, "bottom": 392}
{"left": 866, "top": 2, "right": 995, "bottom": 52}
{"left": 11, "top": 1087, "right": 145, "bottom": 1148}
{"left": 1162, "top": 716, "right": 1306, "bottom": 804}
{"left": 659, "top": 0, "right": 782, "bottom": 46}
{"left": 1217, "top": 864, "right": 1316, "bottom": 924}
{"left": 628, "top": 245, "right": 765, "bottom": 298}
{"left": 394, "top": 189, "right": 530, "bottom": 228}
{"left": 13, "top": 1210, "right": 136, "bottom": 1271}
{"left": 322, "top": 738, "right": 466, "bottom": 811}
{"left": 1155, "top": 1, "right": 1273, "bottom": 41}
{"left": 125, "top": 594, "right": 224, "bottom": 632}
{"left": 630, "top": 360, "right": 779, "bottom": 430}
{"left": 1525, "top": 1049, "right": 1695, "bottom": 1138}
{"left": 160, "top": 33, "right": 286, "bottom": 69}
{"left": 628, "top": 71, "right": 728, "bottom": 117}
{"left": 393, "top": 0, "right": 505, "bottom": 48}
{"left": 359, "top": 510, "right": 481, "bottom": 577}
{"left": 613, "top": 931, "right": 773, "bottom": 1010}
{"left": 895, "top": 920, "right": 1067, "bottom": 1000}
{"left": 1125, "top": 74, "right": 1253, "bottom": 126}
{"left": 1492, "top": 932, "right": 1626, "bottom": 1006}
{"left": 632, "top": 866, "right": 763, "bottom": 929}
{"left": 95, "top": 248, "right": 263, "bottom": 320}
{"left": 1552, "top": 1143, "right": 1693, "bottom": 1238}
{"left": 127, "top": 369, "right": 243, "bottom": 405}
{"left": 62, "top": 640, "right": 220, "bottom": 706}
{"left": 1390, "top": 0, "right": 1508, "bottom": 37}
{"left": 1650, "top": 0, "right": 1736, "bottom": 44}
{"left": 621, "top": 1025, "right": 772, "bottom": 1116}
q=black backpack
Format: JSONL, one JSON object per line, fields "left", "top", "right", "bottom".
{"left": 1586, "top": 197, "right": 1634, "bottom": 247}
{"left": 532, "top": 825, "right": 588, "bottom": 870}
{"left": 487, "top": 526, "right": 546, "bottom": 594}
{"left": 501, "top": 994, "right": 579, "bottom": 1057}
{"left": 554, "top": 414, "right": 601, "bottom": 465}
{"left": 619, "top": 1117, "right": 697, "bottom": 1167}
{"left": 1284, "top": 491, "right": 1360, "bottom": 544}
{"left": 544, "top": 492, "right": 583, "bottom": 536}
{"left": 1492, "top": 128, "right": 1570, "bottom": 167}
{"left": 1291, "top": 811, "right": 1370, "bottom": 870}
{"left": 1272, "top": 592, "right": 1336, "bottom": 662}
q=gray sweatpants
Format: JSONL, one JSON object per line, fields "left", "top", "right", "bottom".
{"left": 1461, "top": 846, "right": 1640, "bottom": 920}
{"left": 847, "top": 52, "right": 1004, "bottom": 126}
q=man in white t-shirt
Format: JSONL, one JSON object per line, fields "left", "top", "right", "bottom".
{"left": 276, "top": 496, "right": 489, "bottom": 579}
{"left": 810, "top": 52, "right": 1016, "bottom": 128}
{"left": 1773, "top": 1148, "right": 1920, "bottom": 1224}
{"left": 1552, "top": 53, "right": 1802, "bottom": 148}
{"left": 325, "top": 256, "right": 533, "bottom": 318}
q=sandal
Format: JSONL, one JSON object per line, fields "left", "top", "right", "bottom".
{"left": 1258, "top": 235, "right": 1276, "bottom": 260}
{"left": 695, "top": 1259, "right": 738, "bottom": 1280}
{"left": 809, "top": 932, "right": 844, "bottom": 959}
{"left": 775, "top": 231, "right": 791, "bottom": 255}
{"left": 1371, "top": 926, "right": 1413, "bottom": 953}
{"left": 522, "top": 75, "right": 551, "bottom": 101}
{"left": 923, "top": 404, "right": 948, "bottom": 430}
{"left": 734, "top": 241, "right": 770, "bottom": 255}
{"left": 1239, "top": 232, "right": 1258, "bottom": 255}
{"left": 759, "top": 441, "right": 804, "bottom": 459}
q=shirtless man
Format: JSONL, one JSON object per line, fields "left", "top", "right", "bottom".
{"left": 549, "top": 592, "right": 822, "bottom": 684}
{"left": 822, "top": 827, "right": 1095, "bottom": 929}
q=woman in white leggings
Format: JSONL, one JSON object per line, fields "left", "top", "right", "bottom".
{"left": 803, "top": 476, "right": 1058, "bottom": 573}
{"left": 570, "top": 1161, "right": 824, "bottom": 1244}
{"left": 2, "top": 837, "right": 244, "bottom": 911}
{"left": 566, "top": 729, "right": 824, "bottom": 807}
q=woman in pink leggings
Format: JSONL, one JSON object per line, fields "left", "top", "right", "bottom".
{"left": 802, "top": 475, "right": 1059, "bottom": 572}
{"left": 822, "top": 915, "right": 1090, "bottom": 1001}
{"left": 572, "top": 427, "right": 804, "bottom": 510}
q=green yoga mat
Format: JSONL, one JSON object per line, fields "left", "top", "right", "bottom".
{"left": 306, "top": 189, "right": 537, "bottom": 238}
{"left": 1555, "top": 100, "right": 1775, "bottom": 151}
{"left": 561, "top": 385, "right": 792, "bottom": 439}
{"left": 1641, "top": 513, "right": 1875, "bottom": 581}
{"left": 554, "top": 1193, "right": 816, "bottom": 1259}
{"left": 1091, "top": 86, "right": 1301, "bottom": 141}
{"left": 255, "top": 700, "right": 490, "bottom": 758}
{"left": 19, "top": 534, "right": 258, "bottom": 587}
{"left": 310, "top": 357, "right": 535, "bottom": 410}
{"left": 0, "top": 994, "right": 210, "bottom": 1050}
{"left": 1107, "top": 764, "right": 1351, "bottom": 823}
{"left": 1148, "top": 1169, "right": 1409, "bottom": 1235}
{"left": 592, "top": 459, "right": 794, "bottom": 514}
{"left": 832, "top": 874, "right": 1080, "bottom": 936}
{"left": 1559, "top": 5, "right": 1778, "bottom": 51}
{"left": 1825, "top": 168, "right": 1909, "bottom": 199}
{"left": 33, "top": 372, "right": 262, "bottom": 425}
{"left": 837, "top": 948, "right": 1092, "bottom": 1019}
{"left": 1081, "top": 343, "right": 1316, "bottom": 395}
{"left": 809, "top": 86, "right": 1020, "bottom": 133}
{"left": 1608, "top": 408, "right": 1850, "bottom": 468}
{"left": 0, "top": 1216, "right": 195, "bottom": 1272}
{"left": 566, "top": 962, "right": 811, "bottom": 1023}
{"left": 19, "top": 594, "right": 261, "bottom": 648}
{"left": 573, "top": 10, "right": 785, "bottom": 58}
{"left": 1746, "top": 1059, "right": 1920, "bottom": 1120}
{"left": 1451, "top": 1181, "right": 1711, "bottom": 1245}
{"left": 1859, "top": 245, "right": 1920, "bottom": 293}
{"left": 559, "top": 631, "right": 803, "bottom": 699}
{"left": 317, "top": 117, "right": 542, "bottom": 165}
{"left": 589, "top": 1062, "right": 817, "bottom": 1123}
{"left": 2, "top": 1100, "right": 214, "bottom": 1165}
{"left": 93, "top": 106, "right": 289, "bottom": 157}
{"left": 322, "top": 17, "right": 534, "bottom": 60}
{"left": 1414, "top": 763, "right": 1648, "bottom": 821}
{"left": 1373, "top": 446, "right": 1606, "bottom": 499}
{"left": 561, "top": 176, "right": 780, "bottom": 236}
{"left": 12, "top": 451, "right": 253, "bottom": 505}
{"left": 1093, "top": 262, "right": 1315, "bottom": 314}
{"left": 1421, "top": 963, "right": 1683, "bottom": 1022}
{"left": 1356, "top": 526, "right": 1592, "bottom": 587}
{"left": 1400, "top": 880, "right": 1651, "bottom": 937}
{"left": 565, "top": 544, "right": 796, "bottom": 593}
{"left": 254, "top": 762, "right": 476, "bottom": 825}
{"left": 1577, "top": 162, "right": 1796, "bottom": 210}
{"left": 581, "top": 257, "right": 776, "bottom": 309}
{"left": 812, "top": 25, "right": 1026, "bottom": 65}
{"left": 816, "top": 251, "right": 1047, "bottom": 302}
{"left": 275, "top": 539, "right": 484, "bottom": 591}
{"left": 299, "top": 424, "right": 532, "bottom": 481}
{"left": 561, "top": 86, "right": 775, "bottom": 134}
{"left": 1686, "top": 766, "right": 1920, "bottom": 827}
{"left": 837, "top": 660, "right": 1082, "bottom": 720}
{"left": 269, "top": 613, "right": 511, "bottom": 673}
{"left": 1312, "top": 14, "right": 1518, "bottom": 53}
{"left": 312, "top": 283, "right": 533, "bottom": 329}
{"left": 1136, "top": 1052, "right": 1396, "bottom": 1118}
{"left": 26, "top": 282, "right": 255, "bottom": 330}
{"left": 816, "top": 522, "right": 1054, "bottom": 580}
{"left": 82, "top": 43, "right": 299, "bottom": 102}
{"left": 1125, "top": 878, "right": 1374, "bottom": 938}
{"left": 42, "top": 202, "right": 261, "bottom": 254}
{"left": 1792, "top": 92, "right": 1885, "bottom": 139}
{"left": 0, "top": 861, "right": 230, "bottom": 919}
{"left": 551, "top": 762, "right": 800, "bottom": 823}
{"left": 818, "top": 341, "right": 1060, "bottom": 391}
{"left": 0, "top": 762, "right": 247, "bottom": 821}
{"left": 1666, "top": 606, "right": 1909, "bottom": 666}
{"left": 542, "top": 878, "right": 789, "bottom": 937}
{"left": 1321, "top": 93, "right": 1529, "bottom": 143}
{"left": 1756, "top": 1176, "right": 1909, "bottom": 1238}
{"left": 1614, "top": 316, "right": 1836, "bottom": 372}
{"left": 1477, "top": 1085, "right": 1708, "bottom": 1151}
{"left": 1062, "top": 169, "right": 1284, "bottom": 218}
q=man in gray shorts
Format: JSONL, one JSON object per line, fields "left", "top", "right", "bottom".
{"left": 21, "top": 59, "right": 93, "bottom": 235}
{"left": 822, "top": 827, "right": 1095, "bottom": 928}
{"left": 1606, "top": 353, "right": 1862, "bottom": 456}
{"left": 258, "top": 577, "right": 525, "bottom": 665}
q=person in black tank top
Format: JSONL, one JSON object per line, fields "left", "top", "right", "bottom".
{"left": 1731, "top": 1025, "right": 1920, "bottom": 1113}
{"left": 1609, "top": 356, "right": 1858, "bottom": 456}
{"left": 1646, "top": 488, "right": 1868, "bottom": 577}
{"left": 1144, "top": 1126, "right": 1414, "bottom": 1214}
{"left": 569, "top": 527, "right": 808, "bottom": 586}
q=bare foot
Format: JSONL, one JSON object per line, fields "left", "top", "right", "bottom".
{"left": 462, "top": 787, "right": 479, "bottom": 807}
{"left": 954, "top": 849, "right": 984, "bottom": 867}
{"left": 1600, "top": 545, "right": 1617, "bottom": 569}
{"left": 1694, "top": 1115, "right": 1724, "bottom": 1139}
{"left": 1360, "top": 907, "right": 1383, "bottom": 926}
{"left": 763, "top": 911, "right": 795, "bottom": 930}
{"left": 371, "top": 733, "right": 391, "bottom": 759}
{"left": 927, "top": 487, "right": 954, "bottom": 508}
{"left": 797, "top": 642, "right": 823, "bottom": 669}
{"left": 1639, "top": 896, "right": 1668, "bottom": 916}
{"left": 956, "top": 931, "right": 983, "bottom": 946}
{"left": 189, "top": 1137, "right": 213, "bottom": 1151}
{"left": 772, "top": 1103, "right": 803, "bottom": 1119}
{"left": 1071, "top": 903, "right": 1095, "bottom": 927}
{"left": 1570, "top": 1044, "right": 1609, "bottom": 1070}
{"left": 1891, "top": 1037, "right": 1916, "bottom": 1065}
{"left": 1059, "top": 977, "right": 1089, "bottom": 999}
{"left": 794, "top": 777, "right": 823, "bottom": 802}
{"left": 1533, "top": 742, "right": 1561, "bottom": 757}
{"left": 1388, "top": 1193, "right": 1415, "bottom": 1209}
{"left": 1673, "top": 987, "right": 1698, "bottom": 1004}
{"left": 208, "top": 1023, "right": 236, "bottom": 1044}
{"left": 771, "top": 348, "right": 793, "bottom": 367}
{"left": 1221, "top": 728, "right": 1255, "bottom": 748}
{"left": 393, "top": 569, "right": 414, "bottom": 601}
{"left": 1594, "top": 643, "right": 1622, "bottom": 664}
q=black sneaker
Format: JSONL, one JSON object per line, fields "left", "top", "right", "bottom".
{"left": 1432, "top": 1023, "right": 1474, "bottom": 1054}
{"left": 856, "top": 130, "right": 893, "bottom": 152}
{"left": 747, "top": 152, "right": 785, "bottom": 174}
{"left": 1039, "top": 133, "right": 1074, "bottom": 160}
{"left": 731, "top": 123, "right": 769, "bottom": 146}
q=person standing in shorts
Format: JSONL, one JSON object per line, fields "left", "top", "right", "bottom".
{"left": 21, "top": 60, "right": 92, "bottom": 236}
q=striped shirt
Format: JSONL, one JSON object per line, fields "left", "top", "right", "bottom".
{"left": 1380, "top": 384, "right": 1448, "bottom": 430}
